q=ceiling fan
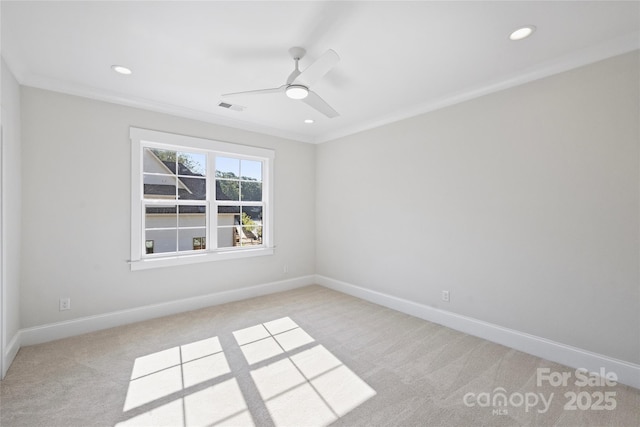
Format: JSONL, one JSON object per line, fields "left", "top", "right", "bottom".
{"left": 222, "top": 47, "right": 340, "bottom": 118}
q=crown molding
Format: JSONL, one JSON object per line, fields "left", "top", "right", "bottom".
{"left": 9, "top": 31, "right": 639, "bottom": 145}
{"left": 316, "top": 32, "right": 640, "bottom": 144}
{"left": 17, "top": 73, "right": 315, "bottom": 144}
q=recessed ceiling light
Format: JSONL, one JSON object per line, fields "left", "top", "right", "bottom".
{"left": 510, "top": 25, "right": 536, "bottom": 41}
{"left": 304, "top": 119, "right": 314, "bottom": 124}
{"left": 111, "top": 65, "right": 132, "bottom": 75}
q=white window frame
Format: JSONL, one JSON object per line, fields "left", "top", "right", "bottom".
{"left": 130, "top": 127, "right": 274, "bottom": 271}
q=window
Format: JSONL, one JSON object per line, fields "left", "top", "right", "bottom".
{"left": 130, "top": 128, "right": 274, "bottom": 270}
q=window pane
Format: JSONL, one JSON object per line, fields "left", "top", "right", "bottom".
{"left": 178, "top": 228, "right": 206, "bottom": 251}
{"left": 242, "top": 206, "right": 262, "bottom": 222}
{"left": 216, "top": 180, "right": 239, "bottom": 201}
{"left": 216, "top": 157, "right": 240, "bottom": 178}
{"left": 240, "top": 160, "right": 262, "bottom": 182}
{"left": 145, "top": 206, "right": 177, "bottom": 228}
{"left": 218, "top": 206, "right": 241, "bottom": 226}
{"left": 240, "top": 207, "right": 262, "bottom": 246}
{"left": 242, "top": 227, "right": 262, "bottom": 246}
{"left": 144, "top": 174, "right": 177, "bottom": 199}
{"left": 217, "top": 227, "right": 236, "bottom": 249}
{"left": 218, "top": 206, "right": 241, "bottom": 248}
{"left": 240, "top": 181, "right": 262, "bottom": 201}
{"left": 144, "top": 148, "right": 175, "bottom": 173}
{"left": 178, "top": 177, "right": 206, "bottom": 201}
{"left": 177, "top": 152, "right": 206, "bottom": 176}
{"left": 178, "top": 205, "right": 206, "bottom": 227}
{"left": 145, "top": 229, "right": 177, "bottom": 254}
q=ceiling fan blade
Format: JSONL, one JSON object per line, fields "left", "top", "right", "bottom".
{"left": 286, "top": 68, "right": 301, "bottom": 85}
{"left": 294, "top": 49, "right": 340, "bottom": 87}
{"left": 222, "top": 86, "right": 285, "bottom": 98}
{"left": 302, "top": 91, "right": 339, "bottom": 118}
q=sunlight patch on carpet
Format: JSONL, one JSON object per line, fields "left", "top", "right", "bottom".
{"left": 117, "top": 317, "right": 375, "bottom": 426}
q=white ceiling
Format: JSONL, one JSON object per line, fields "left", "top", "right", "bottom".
{"left": 2, "top": 1, "right": 639, "bottom": 143}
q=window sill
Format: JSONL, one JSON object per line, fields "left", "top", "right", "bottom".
{"left": 130, "top": 247, "right": 274, "bottom": 271}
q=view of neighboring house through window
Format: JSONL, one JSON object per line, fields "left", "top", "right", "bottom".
{"left": 143, "top": 147, "right": 208, "bottom": 254}
{"left": 130, "top": 127, "right": 274, "bottom": 270}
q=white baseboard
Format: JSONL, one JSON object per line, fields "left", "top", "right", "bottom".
{"left": 9, "top": 274, "right": 639, "bottom": 390}
{"left": 315, "top": 274, "right": 640, "bottom": 390}
{"left": 2, "top": 332, "right": 21, "bottom": 378}
{"left": 19, "top": 275, "right": 314, "bottom": 347}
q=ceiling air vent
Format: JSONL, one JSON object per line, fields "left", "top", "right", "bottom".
{"left": 218, "top": 102, "right": 245, "bottom": 112}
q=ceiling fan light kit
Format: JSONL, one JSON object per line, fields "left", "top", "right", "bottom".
{"left": 222, "top": 46, "right": 340, "bottom": 118}
{"left": 285, "top": 84, "right": 309, "bottom": 99}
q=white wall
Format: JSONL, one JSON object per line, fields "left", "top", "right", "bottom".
{"left": 316, "top": 51, "right": 640, "bottom": 364}
{"left": 20, "top": 87, "right": 315, "bottom": 328}
{"left": 1, "top": 58, "right": 22, "bottom": 377}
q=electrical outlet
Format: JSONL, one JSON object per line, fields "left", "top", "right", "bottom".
{"left": 59, "top": 297, "right": 71, "bottom": 311}
{"left": 283, "top": 264, "right": 289, "bottom": 274}
{"left": 441, "top": 290, "right": 450, "bottom": 302}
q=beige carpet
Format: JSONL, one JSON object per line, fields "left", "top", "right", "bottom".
{"left": 1, "top": 285, "right": 638, "bottom": 426}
